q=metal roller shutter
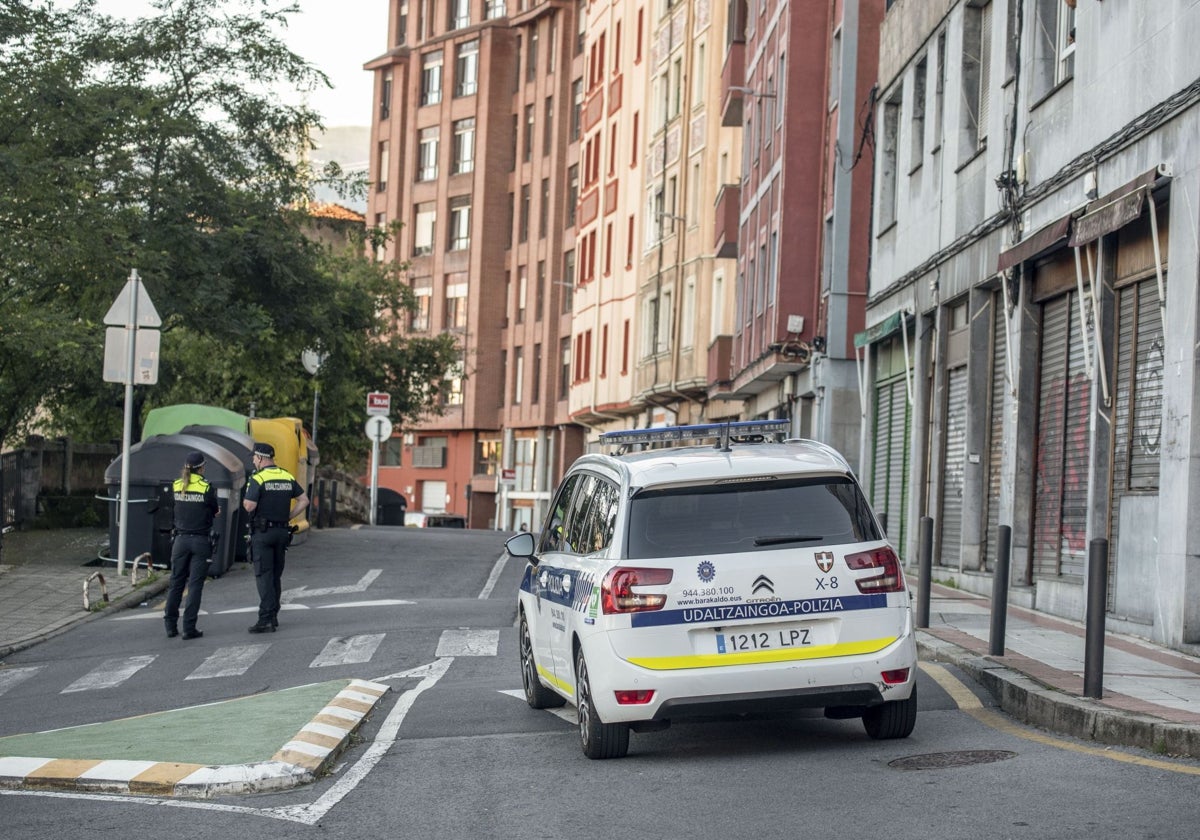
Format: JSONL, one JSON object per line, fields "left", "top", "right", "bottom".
{"left": 982, "top": 295, "right": 1007, "bottom": 571}
{"left": 1060, "top": 296, "right": 1091, "bottom": 578}
{"left": 871, "top": 376, "right": 910, "bottom": 553}
{"left": 940, "top": 365, "right": 968, "bottom": 567}
{"left": 1033, "top": 296, "right": 1069, "bottom": 579}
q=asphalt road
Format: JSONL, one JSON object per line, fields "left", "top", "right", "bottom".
{"left": 3, "top": 526, "right": 1200, "bottom": 839}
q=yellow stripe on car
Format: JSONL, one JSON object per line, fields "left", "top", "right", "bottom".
{"left": 627, "top": 637, "right": 899, "bottom": 670}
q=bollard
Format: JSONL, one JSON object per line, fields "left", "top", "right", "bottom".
{"left": 329, "top": 481, "right": 339, "bottom": 528}
{"left": 988, "top": 525, "right": 1012, "bottom": 656}
{"left": 1083, "top": 538, "right": 1110, "bottom": 699}
{"left": 915, "top": 516, "right": 934, "bottom": 628}
{"left": 83, "top": 571, "right": 109, "bottom": 611}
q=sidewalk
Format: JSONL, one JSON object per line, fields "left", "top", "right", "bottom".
{"left": 918, "top": 581, "right": 1200, "bottom": 759}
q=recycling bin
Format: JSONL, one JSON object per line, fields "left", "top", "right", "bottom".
{"left": 180, "top": 424, "right": 256, "bottom": 562}
{"left": 105, "top": 434, "right": 246, "bottom": 576}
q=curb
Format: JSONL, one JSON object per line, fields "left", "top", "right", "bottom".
{"left": 0, "top": 575, "right": 171, "bottom": 660}
{"left": 917, "top": 633, "right": 1200, "bottom": 760}
{"left": 0, "top": 679, "right": 389, "bottom": 798}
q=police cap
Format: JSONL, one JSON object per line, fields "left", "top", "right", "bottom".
{"left": 185, "top": 451, "right": 205, "bottom": 468}
{"left": 252, "top": 442, "right": 275, "bottom": 458}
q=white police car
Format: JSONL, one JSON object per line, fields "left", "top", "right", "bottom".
{"left": 505, "top": 420, "right": 917, "bottom": 759}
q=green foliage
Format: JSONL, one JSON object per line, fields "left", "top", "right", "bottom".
{"left": 0, "top": 0, "right": 460, "bottom": 468}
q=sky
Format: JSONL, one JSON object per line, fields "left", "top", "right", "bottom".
{"left": 93, "top": 0, "right": 389, "bottom": 126}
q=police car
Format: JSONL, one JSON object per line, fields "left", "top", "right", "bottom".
{"left": 505, "top": 420, "right": 917, "bottom": 759}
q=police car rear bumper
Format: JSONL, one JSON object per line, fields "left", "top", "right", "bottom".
{"left": 583, "top": 631, "right": 917, "bottom": 724}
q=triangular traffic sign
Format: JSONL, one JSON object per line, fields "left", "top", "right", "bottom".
{"left": 104, "top": 277, "right": 162, "bottom": 327}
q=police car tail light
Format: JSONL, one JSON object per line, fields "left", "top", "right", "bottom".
{"left": 844, "top": 547, "right": 905, "bottom": 593}
{"left": 601, "top": 567, "right": 673, "bottom": 613}
{"left": 881, "top": 668, "right": 910, "bottom": 685}
{"left": 614, "top": 690, "right": 656, "bottom": 705}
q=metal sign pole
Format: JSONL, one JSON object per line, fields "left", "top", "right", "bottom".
{"left": 116, "top": 269, "right": 140, "bottom": 577}
{"left": 370, "top": 433, "right": 380, "bottom": 527}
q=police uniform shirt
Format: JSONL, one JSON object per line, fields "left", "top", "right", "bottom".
{"left": 246, "top": 466, "right": 303, "bottom": 523}
{"left": 173, "top": 474, "right": 219, "bottom": 532}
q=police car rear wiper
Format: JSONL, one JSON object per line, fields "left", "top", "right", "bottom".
{"left": 753, "top": 534, "right": 824, "bottom": 546}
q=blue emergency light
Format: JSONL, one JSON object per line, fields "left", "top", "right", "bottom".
{"left": 600, "top": 419, "right": 791, "bottom": 450}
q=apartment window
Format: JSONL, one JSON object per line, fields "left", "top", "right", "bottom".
{"left": 527, "top": 27, "right": 538, "bottom": 81}
{"left": 777, "top": 53, "right": 785, "bottom": 126}
{"left": 641, "top": 294, "right": 659, "bottom": 357}
{"left": 693, "top": 41, "right": 705, "bottom": 103}
{"left": 600, "top": 324, "right": 608, "bottom": 377}
{"left": 443, "top": 359, "right": 464, "bottom": 405}
{"left": 577, "top": 0, "right": 587, "bottom": 54}
{"left": 510, "top": 114, "right": 518, "bottom": 170}
{"left": 517, "top": 265, "right": 528, "bottom": 323}
{"left": 455, "top": 39, "right": 479, "bottom": 96}
{"left": 539, "top": 178, "right": 550, "bottom": 238}
{"left": 682, "top": 277, "right": 695, "bottom": 348}
{"left": 449, "top": 0, "right": 470, "bottom": 29}
{"left": 621, "top": 319, "right": 630, "bottom": 374}
{"left": 566, "top": 165, "right": 578, "bottom": 226}
{"left": 417, "top": 127, "right": 438, "bottom": 181}
{"left": 448, "top": 196, "right": 471, "bottom": 250}
{"left": 608, "top": 123, "right": 617, "bottom": 175}
{"left": 635, "top": 7, "right": 643, "bottom": 62}
{"left": 570, "top": 80, "right": 583, "bottom": 140}
{"left": 445, "top": 273, "right": 468, "bottom": 330}
{"left": 475, "top": 437, "right": 501, "bottom": 476}
{"left": 548, "top": 15, "right": 558, "bottom": 73}
{"left": 413, "top": 202, "right": 436, "bottom": 256}
{"left": 647, "top": 186, "right": 663, "bottom": 247}
{"left": 373, "top": 212, "right": 386, "bottom": 261}
{"left": 934, "top": 31, "right": 946, "bottom": 149}
{"left": 878, "top": 91, "right": 900, "bottom": 229}
{"left": 452, "top": 117, "right": 475, "bottom": 174}
{"left": 524, "top": 104, "right": 534, "bottom": 161}
{"left": 1033, "top": 0, "right": 1075, "bottom": 98}
{"left": 911, "top": 56, "right": 926, "bottom": 170}
{"left": 625, "top": 214, "right": 634, "bottom": 267}
{"left": 514, "top": 35, "right": 522, "bottom": 91}
{"left": 411, "top": 280, "right": 432, "bottom": 331}
{"left": 603, "top": 222, "right": 612, "bottom": 275}
{"left": 421, "top": 51, "right": 443, "bottom": 105}
{"left": 376, "top": 140, "right": 389, "bottom": 191}
{"left": 417, "top": 0, "right": 431, "bottom": 39}
{"left": 669, "top": 57, "right": 682, "bottom": 118}
{"left": 689, "top": 161, "right": 700, "bottom": 221}
{"left": 536, "top": 260, "right": 545, "bottom": 321}
{"left": 631, "top": 111, "right": 638, "bottom": 165}
{"left": 756, "top": 243, "right": 766, "bottom": 314}
{"left": 560, "top": 337, "right": 571, "bottom": 398}
{"left": 543, "top": 96, "right": 554, "bottom": 156}
{"left": 397, "top": 0, "right": 408, "bottom": 45}
{"left": 961, "top": 1, "right": 990, "bottom": 159}
{"left": 768, "top": 231, "right": 778, "bottom": 308}
{"left": 519, "top": 184, "right": 531, "bottom": 241}
{"left": 829, "top": 30, "right": 841, "bottom": 109}
{"left": 486, "top": 0, "right": 506, "bottom": 19}
{"left": 562, "top": 250, "right": 575, "bottom": 313}
{"left": 532, "top": 344, "right": 542, "bottom": 403}
{"left": 380, "top": 69, "right": 393, "bottom": 119}
{"left": 513, "top": 347, "right": 524, "bottom": 404}
{"left": 499, "top": 350, "right": 508, "bottom": 405}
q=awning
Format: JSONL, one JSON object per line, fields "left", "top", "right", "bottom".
{"left": 853, "top": 310, "right": 905, "bottom": 348}
{"left": 1069, "top": 187, "right": 1147, "bottom": 247}
{"left": 996, "top": 215, "right": 1071, "bottom": 272}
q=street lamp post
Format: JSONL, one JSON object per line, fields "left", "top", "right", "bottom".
{"left": 301, "top": 348, "right": 328, "bottom": 446}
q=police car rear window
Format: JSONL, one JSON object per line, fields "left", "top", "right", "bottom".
{"left": 625, "top": 476, "right": 881, "bottom": 560}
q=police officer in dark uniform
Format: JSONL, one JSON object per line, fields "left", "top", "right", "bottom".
{"left": 243, "top": 442, "right": 308, "bottom": 633}
{"left": 164, "top": 451, "right": 220, "bottom": 640}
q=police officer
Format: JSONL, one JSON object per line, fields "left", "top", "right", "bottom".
{"left": 243, "top": 442, "right": 308, "bottom": 633}
{"left": 164, "top": 451, "right": 220, "bottom": 640}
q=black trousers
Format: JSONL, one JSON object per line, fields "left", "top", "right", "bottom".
{"left": 251, "top": 528, "right": 289, "bottom": 626}
{"left": 164, "top": 534, "right": 210, "bottom": 633}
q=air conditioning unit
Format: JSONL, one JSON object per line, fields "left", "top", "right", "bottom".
{"left": 786, "top": 314, "right": 804, "bottom": 334}
{"left": 403, "top": 433, "right": 415, "bottom": 446}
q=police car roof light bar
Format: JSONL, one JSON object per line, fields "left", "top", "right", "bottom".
{"left": 600, "top": 420, "right": 791, "bottom": 452}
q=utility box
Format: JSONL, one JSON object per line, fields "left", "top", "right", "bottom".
{"left": 104, "top": 434, "right": 246, "bottom": 576}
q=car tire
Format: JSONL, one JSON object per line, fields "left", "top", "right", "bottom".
{"left": 862, "top": 683, "right": 917, "bottom": 740}
{"left": 575, "top": 647, "right": 630, "bottom": 759}
{"left": 520, "top": 614, "right": 565, "bottom": 709}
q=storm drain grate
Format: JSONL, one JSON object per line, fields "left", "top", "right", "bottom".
{"left": 889, "top": 750, "right": 1017, "bottom": 771}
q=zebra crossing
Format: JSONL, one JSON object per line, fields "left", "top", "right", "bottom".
{"left": 0, "top": 629, "right": 500, "bottom": 697}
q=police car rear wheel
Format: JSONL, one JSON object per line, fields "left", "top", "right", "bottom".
{"left": 520, "top": 613, "right": 565, "bottom": 709}
{"left": 862, "top": 683, "right": 917, "bottom": 740}
{"left": 575, "top": 648, "right": 629, "bottom": 759}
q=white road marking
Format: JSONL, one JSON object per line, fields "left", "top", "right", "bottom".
{"left": 114, "top": 610, "right": 210, "bottom": 622}
{"left": 478, "top": 553, "right": 508, "bottom": 599}
{"left": 435, "top": 628, "right": 499, "bottom": 657}
{"left": 309, "top": 634, "right": 386, "bottom": 668}
{"left": 281, "top": 569, "right": 382, "bottom": 603}
{"left": 315, "top": 599, "right": 414, "bottom": 609}
{"left": 0, "top": 666, "right": 41, "bottom": 697}
{"left": 215, "top": 604, "right": 310, "bottom": 615}
{"left": 499, "top": 688, "right": 576, "bottom": 724}
{"left": 62, "top": 656, "right": 156, "bottom": 693}
{"left": 185, "top": 644, "right": 270, "bottom": 680}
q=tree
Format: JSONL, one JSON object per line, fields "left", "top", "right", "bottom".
{"left": 0, "top": 0, "right": 459, "bottom": 467}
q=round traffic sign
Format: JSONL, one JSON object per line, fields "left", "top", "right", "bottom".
{"left": 364, "top": 416, "right": 394, "bottom": 442}
{"left": 301, "top": 348, "right": 328, "bottom": 376}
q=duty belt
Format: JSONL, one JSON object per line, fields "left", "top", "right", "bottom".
{"left": 266, "top": 521, "right": 291, "bottom": 529}
{"left": 175, "top": 529, "right": 208, "bottom": 536}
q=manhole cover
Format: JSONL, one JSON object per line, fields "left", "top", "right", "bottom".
{"left": 889, "top": 750, "right": 1017, "bottom": 770}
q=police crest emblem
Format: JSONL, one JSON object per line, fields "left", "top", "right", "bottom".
{"left": 815, "top": 551, "right": 834, "bottom": 573}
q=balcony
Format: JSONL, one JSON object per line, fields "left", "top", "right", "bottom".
{"left": 714, "top": 183, "right": 740, "bottom": 258}
{"left": 720, "top": 41, "right": 746, "bottom": 127}
{"left": 707, "top": 335, "right": 734, "bottom": 396}
{"left": 412, "top": 446, "right": 447, "bottom": 468}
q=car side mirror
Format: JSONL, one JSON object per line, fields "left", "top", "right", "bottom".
{"left": 506, "top": 531, "right": 536, "bottom": 559}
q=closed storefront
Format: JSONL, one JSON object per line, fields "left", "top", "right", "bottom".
{"left": 870, "top": 333, "right": 912, "bottom": 553}
{"left": 939, "top": 302, "right": 969, "bottom": 567}
{"left": 1032, "top": 264, "right": 1092, "bottom": 580}
{"left": 982, "top": 293, "right": 1008, "bottom": 571}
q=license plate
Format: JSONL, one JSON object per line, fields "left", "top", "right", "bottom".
{"left": 716, "top": 625, "right": 813, "bottom": 653}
